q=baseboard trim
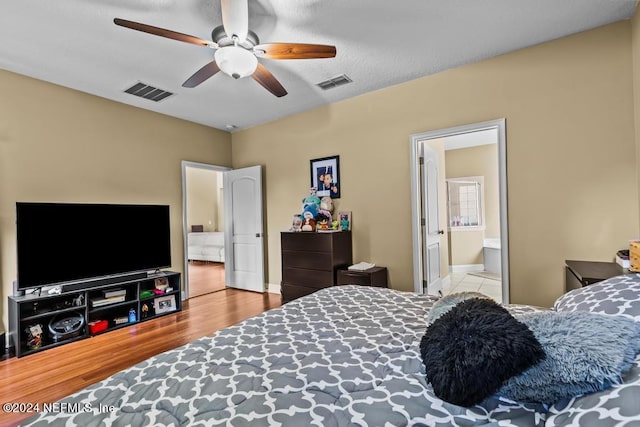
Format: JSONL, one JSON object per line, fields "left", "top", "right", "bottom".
{"left": 268, "top": 283, "right": 281, "bottom": 295}
{"left": 450, "top": 264, "right": 484, "bottom": 273}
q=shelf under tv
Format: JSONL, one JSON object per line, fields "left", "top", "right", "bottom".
{"left": 8, "top": 271, "right": 181, "bottom": 358}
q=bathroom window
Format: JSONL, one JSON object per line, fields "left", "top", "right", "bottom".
{"left": 446, "top": 176, "right": 485, "bottom": 230}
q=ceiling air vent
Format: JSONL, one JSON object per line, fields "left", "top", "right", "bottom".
{"left": 316, "top": 74, "right": 352, "bottom": 90}
{"left": 124, "top": 82, "right": 174, "bottom": 102}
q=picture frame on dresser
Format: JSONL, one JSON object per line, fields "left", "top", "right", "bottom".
{"left": 153, "top": 294, "right": 177, "bottom": 314}
{"left": 310, "top": 155, "right": 340, "bottom": 198}
{"left": 338, "top": 211, "right": 351, "bottom": 231}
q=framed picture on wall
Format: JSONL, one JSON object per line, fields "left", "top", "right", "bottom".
{"left": 310, "top": 155, "right": 340, "bottom": 198}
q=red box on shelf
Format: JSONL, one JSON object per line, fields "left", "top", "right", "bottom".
{"left": 88, "top": 320, "right": 108, "bottom": 334}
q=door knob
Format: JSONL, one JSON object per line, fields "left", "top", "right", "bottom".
{"left": 438, "top": 230, "right": 444, "bottom": 235}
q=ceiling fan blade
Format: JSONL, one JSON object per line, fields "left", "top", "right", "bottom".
{"left": 114, "top": 18, "right": 217, "bottom": 48}
{"left": 251, "top": 63, "right": 287, "bottom": 97}
{"left": 254, "top": 43, "right": 336, "bottom": 60}
{"left": 221, "top": 0, "right": 248, "bottom": 42}
{"left": 182, "top": 61, "right": 221, "bottom": 88}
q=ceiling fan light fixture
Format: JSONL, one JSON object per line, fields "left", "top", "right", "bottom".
{"left": 214, "top": 46, "right": 257, "bottom": 79}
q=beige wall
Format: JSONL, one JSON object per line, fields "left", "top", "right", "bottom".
{"left": 186, "top": 167, "right": 220, "bottom": 232}
{"left": 449, "top": 231, "right": 484, "bottom": 266}
{"left": 233, "top": 21, "right": 638, "bottom": 307}
{"left": 633, "top": 9, "right": 640, "bottom": 216}
{"left": 0, "top": 70, "right": 231, "bottom": 330}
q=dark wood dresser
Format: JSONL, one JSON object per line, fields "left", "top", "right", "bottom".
{"left": 281, "top": 231, "right": 352, "bottom": 303}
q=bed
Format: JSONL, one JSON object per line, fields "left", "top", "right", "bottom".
{"left": 22, "top": 278, "right": 640, "bottom": 426}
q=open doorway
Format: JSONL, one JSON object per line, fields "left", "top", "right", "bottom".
{"left": 442, "top": 131, "right": 502, "bottom": 302}
{"left": 410, "top": 119, "right": 509, "bottom": 304}
{"left": 182, "top": 161, "right": 230, "bottom": 299}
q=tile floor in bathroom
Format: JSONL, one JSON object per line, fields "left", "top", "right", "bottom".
{"left": 443, "top": 271, "right": 503, "bottom": 304}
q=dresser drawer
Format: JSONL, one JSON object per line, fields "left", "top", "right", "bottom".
{"left": 282, "top": 267, "right": 333, "bottom": 288}
{"left": 282, "top": 251, "right": 332, "bottom": 271}
{"left": 281, "top": 283, "right": 325, "bottom": 303}
{"left": 281, "top": 232, "right": 332, "bottom": 252}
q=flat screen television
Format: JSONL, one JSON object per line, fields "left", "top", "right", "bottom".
{"left": 16, "top": 202, "right": 171, "bottom": 291}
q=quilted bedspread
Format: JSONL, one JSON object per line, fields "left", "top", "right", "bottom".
{"left": 21, "top": 285, "right": 640, "bottom": 426}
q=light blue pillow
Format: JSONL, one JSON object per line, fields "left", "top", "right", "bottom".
{"left": 499, "top": 311, "right": 640, "bottom": 404}
{"left": 426, "top": 291, "right": 491, "bottom": 325}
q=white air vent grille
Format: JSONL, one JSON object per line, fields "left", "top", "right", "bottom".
{"left": 124, "top": 82, "right": 174, "bottom": 102}
{"left": 316, "top": 74, "right": 352, "bottom": 90}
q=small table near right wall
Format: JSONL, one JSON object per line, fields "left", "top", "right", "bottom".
{"left": 565, "top": 260, "right": 629, "bottom": 292}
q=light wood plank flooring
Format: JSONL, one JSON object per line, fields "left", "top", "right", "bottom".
{"left": 0, "top": 289, "right": 281, "bottom": 427}
{"left": 188, "top": 261, "right": 225, "bottom": 297}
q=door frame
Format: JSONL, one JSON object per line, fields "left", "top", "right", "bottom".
{"left": 409, "top": 118, "right": 509, "bottom": 303}
{"left": 181, "top": 160, "right": 231, "bottom": 300}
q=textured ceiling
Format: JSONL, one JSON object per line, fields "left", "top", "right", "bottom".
{"left": 0, "top": 0, "right": 636, "bottom": 131}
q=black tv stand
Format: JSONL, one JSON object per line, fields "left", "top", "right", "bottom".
{"left": 8, "top": 271, "right": 181, "bottom": 358}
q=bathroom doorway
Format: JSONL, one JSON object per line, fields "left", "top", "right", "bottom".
{"left": 443, "top": 134, "right": 502, "bottom": 302}
{"left": 410, "top": 119, "right": 509, "bottom": 304}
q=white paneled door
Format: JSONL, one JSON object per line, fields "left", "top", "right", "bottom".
{"left": 422, "top": 143, "right": 443, "bottom": 296}
{"left": 223, "top": 165, "right": 265, "bottom": 293}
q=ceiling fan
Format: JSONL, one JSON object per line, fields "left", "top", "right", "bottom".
{"left": 114, "top": 0, "right": 336, "bottom": 97}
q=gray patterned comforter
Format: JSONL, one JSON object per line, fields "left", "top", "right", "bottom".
{"left": 22, "top": 286, "right": 640, "bottom": 426}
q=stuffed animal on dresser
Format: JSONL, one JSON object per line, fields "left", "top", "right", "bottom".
{"left": 320, "top": 196, "right": 333, "bottom": 213}
{"left": 301, "top": 187, "right": 321, "bottom": 218}
{"left": 301, "top": 211, "right": 316, "bottom": 232}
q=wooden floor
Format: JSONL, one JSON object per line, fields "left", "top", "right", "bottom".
{"left": 0, "top": 289, "right": 281, "bottom": 427}
{"left": 188, "top": 261, "right": 225, "bottom": 297}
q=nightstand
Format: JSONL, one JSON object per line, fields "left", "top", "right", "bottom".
{"left": 565, "top": 260, "right": 627, "bottom": 292}
{"left": 337, "top": 266, "right": 388, "bottom": 288}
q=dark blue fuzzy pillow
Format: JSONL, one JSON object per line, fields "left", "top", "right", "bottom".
{"left": 420, "top": 298, "right": 545, "bottom": 407}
